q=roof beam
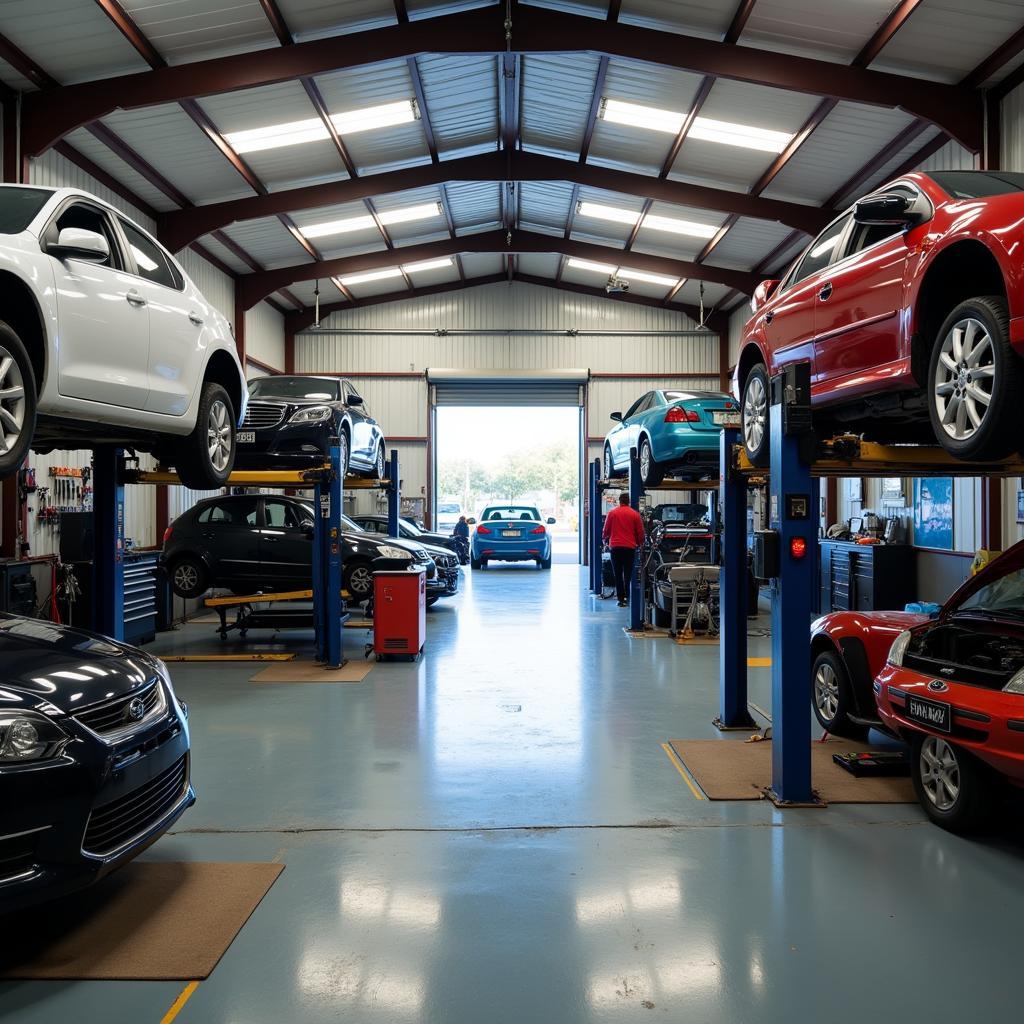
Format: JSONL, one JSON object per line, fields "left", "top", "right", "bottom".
{"left": 855, "top": 0, "right": 924, "bottom": 68}
{"left": 237, "top": 228, "right": 760, "bottom": 310}
{"left": 22, "top": 5, "right": 982, "bottom": 157}
{"left": 159, "top": 150, "right": 829, "bottom": 251}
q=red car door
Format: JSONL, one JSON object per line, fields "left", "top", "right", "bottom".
{"left": 763, "top": 214, "right": 852, "bottom": 379}
{"left": 813, "top": 189, "right": 923, "bottom": 397}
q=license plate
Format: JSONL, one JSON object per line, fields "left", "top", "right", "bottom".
{"left": 710, "top": 409, "right": 741, "bottom": 428}
{"left": 502, "top": 530, "right": 520, "bottom": 537}
{"left": 237, "top": 431, "right": 256, "bottom": 443}
{"left": 904, "top": 693, "right": 952, "bottom": 733}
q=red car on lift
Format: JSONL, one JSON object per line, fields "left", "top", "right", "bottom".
{"left": 811, "top": 541, "right": 1024, "bottom": 832}
{"left": 733, "top": 169, "right": 1024, "bottom": 466}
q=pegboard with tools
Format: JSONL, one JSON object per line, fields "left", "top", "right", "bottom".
{"left": 36, "top": 466, "right": 93, "bottom": 527}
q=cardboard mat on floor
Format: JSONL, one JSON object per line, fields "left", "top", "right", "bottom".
{"left": 0, "top": 861, "right": 283, "bottom": 980}
{"left": 250, "top": 658, "right": 373, "bottom": 683}
{"left": 668, "top": 738, "right": 916, "bottom": 803}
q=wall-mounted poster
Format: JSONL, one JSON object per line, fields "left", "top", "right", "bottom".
{"left": 913, "top": 478, "right": 953, "bottom": 550}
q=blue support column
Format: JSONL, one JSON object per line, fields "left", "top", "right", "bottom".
{"left": 716, "top": 427, "right": 755, "bottom": 731}
{"left": 628, "top": 446, "right": 643, "bottom": 630}
{"left": 768, "top": 399, "right": 816, "bottom": 804}
{"left": 591, "top": 458, "right": 603, "bottom": 595}
{"left": 312, "top": 477, "right": 327, "bottom": 663}
{"left": 587, "top": 461, "right": 597, "bottom": 593}
{"left": 387, "top": 449, "right": 400, "bottom": 538}
{"left": 708, "top": 487, "right": 720, "bottom": 565}
{"left": 92, "top": 447, "right": 124, "bottom": 641}
{"left": 810, "top": 477, "right": 821, "bottom": 617}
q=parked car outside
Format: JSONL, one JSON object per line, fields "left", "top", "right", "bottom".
{"left": 0, "top": 184, "right": 246, "bottom": 488}
{"left": 236, "top": 374, "right": 385, "bottom": 478}
{"left": 162, "top": 495, "right": 459, "bottom": 605}
{"left": 0, "top": 614, "right": 193, "bottom": 912}
{"left": 734, "top": 170, "right": 1024, "bottom": 465}
{"left": 603, "top": 390, "right": 738, "bottom": 485}
{"left": 472, "top": 505, "right": 554, "bottom": 570}
{"left": 811, "top": 540, "right": 1024, "bottom": 832}
{"left": 436, "top": 500, "right": 462, "bottom": 533}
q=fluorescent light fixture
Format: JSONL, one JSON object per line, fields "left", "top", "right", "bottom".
{"left": 688, "top": 116, "right": 793, "bottom": 154}
{"left": 379, "top": 202, "right": 442, "bottom": 226}
{"left": 577, "top": 201, "right": 641, "bottom": 227}
{"left": 578, "top": 201, "right": 717, "bottom": 240}
{"left": 619, "top": 267, "right": 680, "bottom": 287}
{"left": 600, "top": 98, "right": 684, "bottom": 135}
{"left": 404, "top": 257, "right": 453, "bottom": 273}
{"left": 338, "top": 267, "right": 405, "bottom": 286}
{"left": 225, "top": 100, "right": 417, "bottom": 154}
{"left": 566, "top": 258, "right": 618, "bottom": 275}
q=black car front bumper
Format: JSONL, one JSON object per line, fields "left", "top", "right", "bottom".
{"left": 0, "top": 690, "right": 194, "bottom": 913}
{"left": 428, "top": 564, "right": 462, "bottom": 597}
{"left": 234, "top": 418, "right": 336, "bottom": 469}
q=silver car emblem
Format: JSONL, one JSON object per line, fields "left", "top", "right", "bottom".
{"left": 927, "top": 680, "right": 949, "bottom": 693}
{"left": 124, "top": 697, "right": 146, "bottom": 723}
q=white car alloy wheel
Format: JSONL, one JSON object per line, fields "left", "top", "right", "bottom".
{"left": 349, "top": 565, "right": 372, "bottom": 596}
{"left": 933, "top": 317, "right": 995, "bottom": 441}
{"left": 813, "top": 661, "right": 840, "bottom": 722}
{"left": 207, "top": 398, "right": 233, "bottom": 473}
{"left": 376, "top": 444, "right": 385, "bottom": 478}
{"left": 0, "top": 345, "right": 26, "bottom": 456}
{"left": 640, "top": 442, "right": 651, "bottom": 480}
{"left": 603, "top": 446, "right": 613, "bottom": 479}
{"left": 743, "top": 373, "right": 767, "bottom": 453}
{"left": 919, "top": 735, "right": 961, "bottom": 812}
{"left": 173, "top": 563, "right": 199, "bottom": 593}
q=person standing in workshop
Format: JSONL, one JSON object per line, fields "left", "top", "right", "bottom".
{"left": 603, "top": 492, "right": 645, "bottom": 608}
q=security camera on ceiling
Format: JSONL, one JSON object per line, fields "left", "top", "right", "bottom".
{"left": 605, "top": 274, "right": 630, "bottom": 294}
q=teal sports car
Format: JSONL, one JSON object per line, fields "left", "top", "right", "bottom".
{"left": 603, "top": 390, "right": 738, "bottom": 485}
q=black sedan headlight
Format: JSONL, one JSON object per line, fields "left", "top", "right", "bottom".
{"left": 288, "top": 406, "right": 333, "bottom": 423}
{"left": 0, "top": 711, "right": 68, "bottom": 763}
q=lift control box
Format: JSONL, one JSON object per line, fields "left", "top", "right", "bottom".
{"left": 752, "top": 529, "right": 780, "bottom": 580}
{"left": 373, "top": 568, "right": 426, "bottom": 660}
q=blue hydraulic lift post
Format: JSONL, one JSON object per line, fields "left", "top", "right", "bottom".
{"left": 312, "top": 465, "right": 328, "bottom": 664}
{"left": 768, "top": 379, "right": 815, "bottom": 804}
{"left": 588, "top": 460, "right": 599, "bottom": 593}
{"left": 387, "top": 449, "right": 400, "bottom": 538}
{"left": 716, "top": 426, "right": 755, "bottom": 730}
{"left": 92, "top": 446, "right": 125, "bottom": 641}
{"left": 628, "top": 446, "right": 643, "bottom": 631}
{"left": 325, "top": 442, "right": 346, "bottom": 668}
{"left": 591, "top": 458, "right": 603, "bottom": 595}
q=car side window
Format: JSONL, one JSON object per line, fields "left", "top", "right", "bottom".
{"left": 624, "top": 393, "right": 651, "bottom": 420}
{"left": 54, "top": 203, "right": 123, "bottom": 270}
{"left": 791, "top": 215, "right": 852, "bottom": 284}
{"left": 119, "top": 218, "right": 179, "bottom": 289}
{"left": 198, "top": 499, "right": 259, "bottom": 525}
{"left": 345, "top": 379, "right": 368, "bottom": 414}
{"left": 264, "top": 500, "right": 300, "bottom": 529}
{"left": 844, "top": 186, "right": 918, "bottom": 257}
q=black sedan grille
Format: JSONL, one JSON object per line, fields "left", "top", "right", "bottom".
{"left": 243, "top": 401, "right": 286, "bottom": 429}
{"left": 434, "top": 553, "right": 458, "bottom": 569}
{"left": 83, "top": 754, "right": 188, "bottom": 856}
{"left": 74, "top": 679, "right": 162, "bottom": 735}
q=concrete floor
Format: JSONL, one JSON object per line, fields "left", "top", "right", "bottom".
{"left": 3, "top": 565, "right": 1023, "bottom": 1022}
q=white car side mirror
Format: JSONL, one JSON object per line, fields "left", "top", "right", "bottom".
{"left": 49, "top": 227, "right": 110, "bottom": 262}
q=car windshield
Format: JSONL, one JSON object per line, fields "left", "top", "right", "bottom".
{"left": 955, "top": 568, "right": 1024, "bottom": 617}
{"left": 248, "top": 376, "right": 340, "bottom": 401}
{"left": 481, "top": 506, "right": 541, "bottom": 522}
{"left": 339, "top": 513, "right": 364, "bottom": 532}
{"left": 654, "top": 504, "right": 708, "bottom": 523}
{"left": 929, "top": 170, "right": 1024, "bottom": 199}
{"left": 0, "top": 187, "right": 52, "bottom": 234}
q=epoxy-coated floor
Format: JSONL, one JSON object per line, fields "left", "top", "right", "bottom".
{"left": 4, "top": 565, "right": 1022, "bottom": 1022}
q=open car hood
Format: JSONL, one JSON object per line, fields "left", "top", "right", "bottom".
{"left": 939, "top": 539, "right": 1024, "bottom": 619}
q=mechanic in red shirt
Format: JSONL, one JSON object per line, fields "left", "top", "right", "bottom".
{"left": 603, "top": 492, "right": 646, "bottom": 607}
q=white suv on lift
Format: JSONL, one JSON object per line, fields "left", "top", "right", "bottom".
{"left": 0, "top": 184, "right": 246, "bottom": 488}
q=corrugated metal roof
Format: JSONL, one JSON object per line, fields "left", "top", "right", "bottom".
{"left": 0, "top": 55, "right": 34, "bottom": 92}
{"left": 672, "top": 279, "right": 731, "bottom": 308}
{"left": 519, "top": 181, "right": 575, "bottom": 234}
{"left": 705, "top": 217, "right": 799, "bottom": 272}
{"left": 874, "top": 1, "right": 1024, "bottom": 85}
{"left": 520, "top": 0, "right": 608, "bottom": 18}
{"left": 313, "top": 60, "right": 430, "bottom": 173}
{"left": 740, "top": 0, "right": 898, "bottom": 64}
{"left": 222, "top": 215, "right": 311, "bottom": 269}
{"left": 445, "top": 180, "right": 502, "bottom": 230}
{"left": 617, "top": 0, "right": 736, "bottom": 40}
{"left": 833, "top": 124, "right": 944, "bottom": 206}
{"left": 119, "top": 0, "right": 278, "bottom": 66}
{"left": 517, "top": 253, "right": 562, "bottom": 278}
{"left": 589, "top": 58, "right": 705, "bottom": 175}
{"left": 521, "top": 53, "right": 603, "bottom": 160}
{"left": 194, "top": 233, "right": 250, "bottom": 274}
{"left": 571, "top": 185, "right": 647, "bottom": 247}
{"left": 0, "top": 0, "right": 148, "bottom": 85}
{"left": 460, "top": 253, "right": 505, "bottom": 277}
{"left": 416, "top": 54, "right": 498, "bottom": 158}
{"left": 278, "top": 0, "right": 398, "bottom": 42}
{"left": 407, "top": 0, "right": 498, "bottom": 18}
{"left": 760, "top": 102, "right": 916, "bottom": 206}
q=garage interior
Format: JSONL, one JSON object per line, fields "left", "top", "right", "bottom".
{"left": 1, "top": 0, "right": 1024, "bottom": 1021}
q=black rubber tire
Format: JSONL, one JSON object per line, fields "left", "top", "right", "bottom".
{"left": 741, "top": 363, "right": 770, "bottom": 468}
{"left": 0, "top": 322, "right": 36, "bottom": 480}
{"left": 910, "top": 733, "right": 995, "bottom": 833}
{"left": 810, "top": 648, "right": 865, "bottom": 739}
{"left": 603, "top": 444, "right": 615, "bottom": 480}
{"left": 343, "top": 558, "right": 374, "bottom": 602}
{"left": 926, "top": 296, "right": 1020, "bottom": 460}
{"left": 540, "top": 557, "right": 552, "bottom": 570}
{"left": 470, "top": 556, "right": 481, "bottom": 570}
{"left": 638, "top": 436, "right": 663, "bottom": 487}
{"left": 175, "top": 383, "right": 236, "bottom": 489}
{"left": 169, "top": 556, "right": 209, "bottom": 599}
{"left": 372, "top": 442, "right": 385, "bottom": 480}
{"left": 652, "top": 603, "right": 671, "bottom": 629}
{"left": 426, "top": 596, "right": 440, "bottom": 607}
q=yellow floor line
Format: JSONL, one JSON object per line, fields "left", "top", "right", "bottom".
{"left": 661, "top": 742, "right": 704, "bottom": 801}
{"left": 747, "top": 657, "right": 771, "bottom": 667}
{"left": 160, "top": 981, "right": 199, "bottom": 1024}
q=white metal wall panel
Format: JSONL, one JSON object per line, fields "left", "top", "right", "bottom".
{"left": 416, "top": 54, "right": 498, "bottom": 158}
{"left": 245, "top": 302, "right": 286, "bottom": 370}
{"left": 1002, "top": 82, "right": 1024, "bottom": 171}
{"left": 28, "top": 150, "right": 157, "bottom": 233}
{"left": 727, "top": 306, "right": 748, "bottom": 370}
{"left": 177, "top": 249, "right": 235, "bottom": 323}
{"left": 915, "top": 140, "right": 978, "bottom": 174}
{"left": 521, "top": 53, "right": 602, "bottom": 160}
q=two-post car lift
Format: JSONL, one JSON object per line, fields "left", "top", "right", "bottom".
{"left": 90, "top": 446, "right": 401, "bottom": 670}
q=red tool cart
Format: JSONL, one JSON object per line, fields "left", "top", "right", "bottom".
{"left": 371, "top": 568, "right": 426, "bottom": 661}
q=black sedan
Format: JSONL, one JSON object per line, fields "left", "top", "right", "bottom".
{"left": 351, "top": 514, "right": 458, "bottom": 554}
{"left": 0, "top": 614, "right": 193, "bottom": 912}
{"left": 236, "top": 374, "right": 386, "bottom": 477}
{"left": 161, "top": 495, "right": 459, "bottom": 605}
